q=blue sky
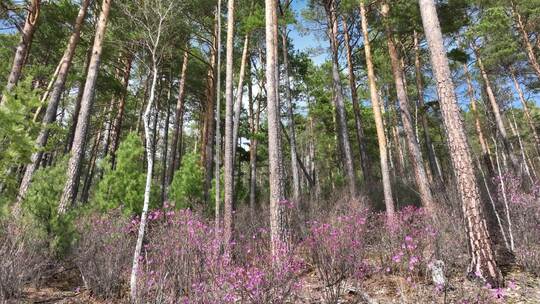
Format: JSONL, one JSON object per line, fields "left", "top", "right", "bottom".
{"left": 288, "top": 0, "right": 328, "bottom": 65}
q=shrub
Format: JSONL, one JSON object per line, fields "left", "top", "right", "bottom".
{"left": 73, "top": 210, "right": 134, "bottom": 299}
{"left": 135, "top": 207, "right": 305, "bottom": 304}
{"left": 305, "top": 211, "right": 368, "bottom": 303}
{"left": 22, "top": 157, "right": 75, "bottom": 256}
{"left": 94, "top": 132, "right": 157, "bottom": 214}
{"left": 168, "top": 152, "right": 204, "bottom": 210}
{"left": 0, "top": 219, "right": 47, "bottom": 301}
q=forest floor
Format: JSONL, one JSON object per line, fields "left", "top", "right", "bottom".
{"left": 12, "top": 263, "right": 540, "bottom": 304}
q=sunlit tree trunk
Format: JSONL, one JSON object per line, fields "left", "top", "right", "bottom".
{"left": 419, "top": 0, "right": 502, "bottom": 287}
{"left": 381, "top": 2, "right": 434, "bottom": 213}
{"left": 266, "top": 0, "right": 289, "bottom": 255}
{"left": 343, "top": 17, "right": 371, "bottom": 182}
{"left": 413, "top": 30, "right": 441, "bottom": 182}
{"left": 15, "top": 0, "right": 90, "bottom": 210}
{"left": 232, "top": 34, "right": 250, "bottom": 163}
{"left": 325, "top": 1, "right": 357, "bottom": 197}
{"left": 248, "top": 61, "right": 260, "bottom": 219}
{"left": 58, "top": 0, "right": 112, "bottom": 213}
{"left": 223, "top": 0, "right": 235, "bottom": 249}
{"left": 1, "top": 0, "right": 41, "bottom": 104}
{"left": 359, "top": 1, "right": 394, "bottom": 218}
{"left": 166, "top": 49, "right": 189, "bottom": 186}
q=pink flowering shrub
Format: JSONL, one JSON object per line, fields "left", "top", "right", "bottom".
{"left": 304, "top": 211, "right": 368, "bottom": 303}
{"left": 368, "top": 206, "right": 438, "bottom": 283}
{"left": 135, "top": 207, "right": 305, "bottom": 304}
{"left": 73, "top": 210, "right": 134, "bottom": 299}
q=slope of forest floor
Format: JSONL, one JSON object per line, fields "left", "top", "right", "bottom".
{"left": 14, "top": 263, "right": 540, "bottom": 304}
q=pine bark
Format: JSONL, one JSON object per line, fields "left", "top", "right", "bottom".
{"left": 166, "top": 49, "right": 189, "bottom": 186}
{"left": 343, "top": 17, "right": 371, "bottom": 182}
{"left": 15, "top": 0, "right": 90, "bottom": 209}
{"left": 232, "top": 35, "right": 250, "bottom": 163}
{"left": 266, "top": 0, "right": 289, "bottom": 255}
{"left": 58, "top": 0, "right": 112, "bottom": 213}
{"left": 325, "top": 1, "right": 357, "bottom": 198}
{"left": 223, "top": 0, "right": 235, "bottom": 249}
{"left": 419, "top": 0, "right": 502, "bottom": 287}
{"left": 381, "top": 3, "right": 434, "bottom": 213}
{"left": 2, "top": 0, "right": 41, "bottom": 104}
{"left": 359, "top": 2, "right": 394, "bottom": 218}
{"left": 510, "top": 1, "right": 540, "bottom": 80}
{"left": 248, "top": 64, "right": 259, "bottom": 219}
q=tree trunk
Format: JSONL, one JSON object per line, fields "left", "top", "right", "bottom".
{"left": 66, "top": 47, "right": 93, "bottom": 153}
{"left": 248, "top": 65, "right": 259, "bottom": 220}
{"left": 326, "top": 2, "right": 357, "bottom": 198}
{"left": 343, "top": 17, "right": 371, "bottom": 182}
{"left": 211, "top": 1, "right": 221, "bottom": 227}
{"left": 419, "top": 0, "right": 502, "bottom": 287}
{"left": 381, "top": 3, "right": 434, "bottom": 213}
{"left": 80, "top": 128, "right": 103, "bottom": 204}
{"left": 463, "top": 63, "right": 494, "bottom": 173}
{"left": 232, "top": 35, "right": 249, "bottom": 163}
{"left": 14, "top": 0, "right": 90, "bottom": 210}
{"left": 509, "top": 66, "right": 540, "bottom": 156}
{"left": 160, "top": 83, "right": 171, "bottom": 205}
{"left": 58, "top": 0, "right": 112, "bottom": 214}
{"left": 223, "top": 0, "right": 235, "bottom": 249}
{"left": 130, "top": 58, "right": 159, "bottom": 301}
{"left": 359, "top": 2, "right": 394, "bottom": 218}
{"left": 266, "top": 0, "right": 289, "bottom": 255}
{"left": 472, "top": 45, "right": 519, "bottom": 170}
{"left": 110, "top": 53, "right": 134, "bottom": 169}
{"left": 166, "top": 48, "right": 189, "bottom": 186}
{"left": 1, "top": 0, "right": 41, "bottom": 104}
{"left": 413, "top": 31, "right": 441, "bottom": 182}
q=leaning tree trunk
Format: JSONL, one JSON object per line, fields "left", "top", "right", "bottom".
{"left": 15, "top": 0, "right": 90, "bottom": 211}
{"left": 472, "top": 45, "right": 519, "bottom": 171}
{"left": 248, "top": 67, "right": 260, "bottom": 219}
{"left": 419, "top": 0, "right": 502, "bottom": 287}
{"left": 359, "top": 1, "right": 394, "bottom": 219}
{"left": 166, "top": 48, "right": 189, "bottom": 186}
{"left": 58, "top": 0, "right": 112, "bottom": 213}
{"left": 381, "top": 2, "right": 435, "bottom": 213}
{"left": 343, "top": 17, "right": 371, "bottom": 182}
{"left": 326, "top": 2, "right": 357, "bottom": 198}
{"left": 223, "top": 0, "right": 235, "bottom": 250}
{"left": 509, "top": 66, "right": 540, "bottom": 156}
{"left": 1, "top": 0, "right": 41, "bottom": 104}
{"left": 463, "top": 63, "right": 494, "bottom": 173}
{"left": 266, "top": 0, "right": 289, "bottom": 256}
{"left": 232, "top": 34, "right": 249, "bottom": 164}
{"left": 413, "top": 30, "right": 441, "bottom": 182}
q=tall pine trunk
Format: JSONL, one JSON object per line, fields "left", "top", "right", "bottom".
{"left": 266, "top": 0, "right": 289, "bottom": 255}
{"left": 419, "top": 0, "right": 502, "bottom": 287}
{"left": 381, "top": 2, "right": 434, "bottom": 213}
{"left": 223, "top": 0, "right": 235, "bottom": 249}
{"left": 472, "top": 45, "right": 519, "bottom": 170}
{"left": 232, "top": 35, "right": 250, "bottom": 163}
{"left": 510, "top": 1, "right": 540, "bottom": 80}
{"left": 343, "top": 17, "right": 371, "bottom": 182}
{"left": 325, "top": 1, "right": 357, "bottom": 198}
{"left": 58, "top": 0, "right": 112, "bottom": 213}
{"left": 359, "top": 2, "right": 394, "bottom": 218}
{"left": 166, "top": 49, "right": 189, "bottom": 186}
{"left": 1, "top": 0, "right": 41, "bottom": 104}
{"left": 15, "top": 0, "right": 90, "bottom": 209}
